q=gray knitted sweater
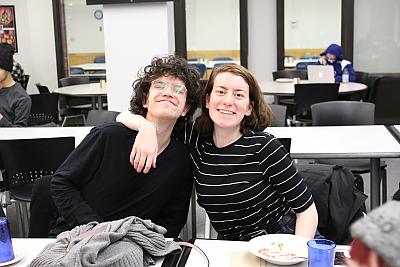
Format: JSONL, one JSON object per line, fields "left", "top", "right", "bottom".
{"left": 0, "top": 82, "right": 31, "bottom": 127}
{"left": 30, "top": 216, "right": 181, "bottom": 267}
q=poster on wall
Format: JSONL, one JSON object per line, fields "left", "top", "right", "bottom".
{"left": 0, "top": 5, "right": 18, "bottom": 52}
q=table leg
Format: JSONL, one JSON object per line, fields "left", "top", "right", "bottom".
{"left": 370, "top": 158, "right": 381, "bottom": 209}
{"left": 97, "top": 96, "right": 103, "bottom": 111}
{"left": 91, "top": 97, "right": 96, "bottom": 110}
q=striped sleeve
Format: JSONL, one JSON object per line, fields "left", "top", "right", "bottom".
{"left": 258, "top": 135, "right": 313, "bottom": 213}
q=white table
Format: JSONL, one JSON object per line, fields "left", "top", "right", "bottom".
{"left": 183, "top": 239, "right": 350, "bottom": 267}
{"left": 259, "top": 80, "right": 367, "bottom": 104}
{"left": 9, "top": 238, "right": 168, "bottom": 266}
{"left": 72, "top": 63, "right": 106, "bottom": 72}
{"left": 0, "top": 126, "right": 92, "bottom": 147}
{"left": 265, "top": 125, "right": 400, "bottom": 209}
{"left": 55, "top": 83, "right": 107, "bottom": 110}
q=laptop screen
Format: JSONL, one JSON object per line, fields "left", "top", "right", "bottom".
{"left": 307, "top": 65, "right": 335, "bottom": 83}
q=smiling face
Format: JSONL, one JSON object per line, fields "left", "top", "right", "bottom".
{"left": 205, "top": 72, "right": 253, "bottom": 135}
{"left": 144, "top": 75, "right": 189, "bottom": 123}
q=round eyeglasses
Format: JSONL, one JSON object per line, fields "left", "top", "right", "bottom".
{"left": 151, "top": 80, "right": 187, "bottom": 95}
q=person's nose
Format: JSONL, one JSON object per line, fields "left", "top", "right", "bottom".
{"left": 161, "top": 84, "right": 174, "bottom": 96}
{"left": 222, "top": 91, "right": 234, "bottom": 105}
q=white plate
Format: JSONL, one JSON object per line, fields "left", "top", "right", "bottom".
{"left": 248, "top": 234, "right": 309, "bottom": 266}
{"left": 276, "top": 78, "right": 294, "bottom": 83}
{"left": 0, "top": 251, "right": 24, "bottom": 267}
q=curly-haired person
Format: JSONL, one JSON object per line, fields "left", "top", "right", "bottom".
{"left": 49, "top": 55, "right": 201, "bottom": 237}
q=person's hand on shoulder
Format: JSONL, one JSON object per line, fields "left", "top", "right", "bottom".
{"left": 130, "top": 123, "right": 158, "bottom": 174}
{"left": 319, "top": 56, "right": 327, "bottom": 65}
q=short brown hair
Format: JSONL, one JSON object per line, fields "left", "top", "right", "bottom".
{"left": 196, "top": 64, "right": 272, "bottom": 137}
{"left": 130, "top": 55, "right": 200, "bottom": 133}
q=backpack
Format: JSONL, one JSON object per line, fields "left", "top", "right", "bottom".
{"left": 297, "top": 163, "right": 367, "bottom": 244}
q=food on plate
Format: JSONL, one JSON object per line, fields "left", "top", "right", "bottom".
{"left": 258, "top": 241, "right": 297, "bottom": 260}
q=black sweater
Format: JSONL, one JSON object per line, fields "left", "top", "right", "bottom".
{"left": 50, "top": 122, "right": 193, "bottom": 237}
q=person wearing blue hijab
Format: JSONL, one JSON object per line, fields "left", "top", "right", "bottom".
{"left": 319, "top": 44, "right": 356, "bottom": 83}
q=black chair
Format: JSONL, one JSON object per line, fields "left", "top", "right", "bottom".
{"left": 272, "top": 70, "right": 308, "bottom": 81}
{"left": 85, "top": 110, "right": 119, "bottom": 126}
{"left": 0, "top": 137, "right": 75, "bottom": 237}
{"left": 59, "top": 76, "right": 91, "bottom": 126}
{"left": 268, "top": 104, "right": 287, "bottom": 127}
{"left": 35, "top": 83, "right": 51, "bottom": 94}
{"left": 311, "top": 101, "right": 388, "bottom": 203}
{"left": 20, "top": 74, "right": 30, "bottom": 90}
{"left": 368, "top": 76, "right": 400, "bottom": 125}
{"left": 28, "top": 175, "right": 59, "bottom": 237}
{"left": 28, "top": 93, "right": 59, "bottom": 126}
{"left": 292, "top": 83, "right": 339, "bottom": 125}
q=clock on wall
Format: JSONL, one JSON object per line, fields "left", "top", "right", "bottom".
{"left": 94, "top": 9, "right": 103, "bottom": 20}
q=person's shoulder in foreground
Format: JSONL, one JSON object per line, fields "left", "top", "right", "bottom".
{"left": 348, "top": 201, "right": 400, "bottom": 267}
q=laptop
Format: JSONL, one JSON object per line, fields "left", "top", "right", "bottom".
{"left": 307, "top": 65, "right": 335, "bottom": 83}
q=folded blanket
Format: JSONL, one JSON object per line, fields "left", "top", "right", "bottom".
{"left": 30, "top": 216, "right": 181, "bottom": 267}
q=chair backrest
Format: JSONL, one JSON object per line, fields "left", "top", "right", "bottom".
{"left": 0, "top": 137, "right": 75, "bottom": 200}
{"left": 294, "top": 83, "right": 339, "bottom": 116}
{"left": 212, "top": 57, "right": 233, "bottom": 61}
{"left": 28, "top": 93, "right": 60, "bottom": 126}
{"left": 273, "top": 70, "right": 308, "bottom": 80}
{"left": 277, "top": 138, "right": 291, "bottom": 153}
{"left": 28, "top": 174, "right": 58, "bottom": 237}
{"left": 369, "top": 76, "right": 400, "bottom": 125}
{"left": 311, "top": 101, "right": 375, "bottom": 126}
{"left": 85, "top": 110, "right": 120, "bottom": 126}
{"left": 93, "top": 56, "right": 105, "bottom": 63}
{"left": 190, "top": 63, "right": 207, "bottom": 78}
{"left": 269, "top": 104, "right": 287, "bottom": 127}
{"left": 20, "top": 74, "right": 30, "bottom": 90}
{"left": 69, "top": 67, "right": 85, "bottom": 75}
{"left": 59, "top": 76, "right": 90, "bottom": 87}
{"left": 295, "top": 61, "right": 318, "bottom": 70}
{"left": 35, "top": 83, "right": 51, "bottom": 94}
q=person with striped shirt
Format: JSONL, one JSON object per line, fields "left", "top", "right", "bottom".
{"left": 117, "top": 64, "right": 319, "bottom": 241}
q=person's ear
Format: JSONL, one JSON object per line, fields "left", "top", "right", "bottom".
{"left": 181, "top": 105, "right": 190, "bottom": 117}
{"left": 205, "top": 94, "right": 210, "bottom": 109}
{"left": 245, "top": 101, "right": 253, "bottom": 116}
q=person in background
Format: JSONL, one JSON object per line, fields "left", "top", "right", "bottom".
{"left": 11, "top": 59, "right": 26, "bottom": 86}
{"left": 50, "top": 55, "right": 200, "bottom": 238}
{"left": 117, "top": 64, "right": 319, "bottom": 241}
{"left": 319, "top": 43, "right": 356, "bottom": 83}
{"left": 347, "top": 201, "right": 400, "bottom": 267}
{"left": 0, "top": 43, "right": 31, "bottom": 127}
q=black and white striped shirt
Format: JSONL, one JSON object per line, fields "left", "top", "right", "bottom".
{"left": 182, "top": 122, "right": 313, "bottom": 240}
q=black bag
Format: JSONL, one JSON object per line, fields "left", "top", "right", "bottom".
{"left": 297, "top": 163, "right": 367, "bottom": 244}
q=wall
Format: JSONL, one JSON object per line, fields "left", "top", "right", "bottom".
{"left": 248, "top": 0, "right": 277, "bottom": 84}
{"left": 354, "top": 0, "right": 400, "bottom": 72}
{"left": 284, "top": 0, "right": 341, "bottom": 49}
{"left": 186, "top": 0, "right": 240, "bottom": 51}
{"left": 65, "top": 3, "right": 104, "bottom": 53}
{"left": 103, "top": 3, "right": 172, "bottom": 112}
{"left": 2, "top": 0, "right": 58, "bottom": 94}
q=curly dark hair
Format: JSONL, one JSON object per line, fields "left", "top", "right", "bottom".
{"left": 130, "top": 55, "right": 200, "bottom": 133}
{"left": 196, "top": 64, "right": 272, "bottom": 137}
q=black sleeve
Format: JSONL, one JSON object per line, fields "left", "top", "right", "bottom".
{"left": 157, "top": 158, "right": 194, "bottom": 238}
{"left": 50, "top": 127, "right": 105, "bottom": 227}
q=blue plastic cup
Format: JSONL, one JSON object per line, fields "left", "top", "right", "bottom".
{"left": 307, "top": 239, "right": 336, "bottom": 267}
{"left": 0, "top": 217, "right": 15, "bottom": 263}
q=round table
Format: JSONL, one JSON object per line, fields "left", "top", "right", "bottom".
{"left": 259, "top": 80, "right": 367, "bottom": 103}
{"left": 55, "top": 83, "right": 107, "bottom": 110}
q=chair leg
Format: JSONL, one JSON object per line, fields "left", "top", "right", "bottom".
{"left": 381, "top": 168, "right": 387, "bottom": 203}
{"left": 21, "top": 202, "right": 30, "bottom": 237}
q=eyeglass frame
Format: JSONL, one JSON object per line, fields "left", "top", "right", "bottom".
{"left": 150, "top": 80, "right": 187, "bottom": 95}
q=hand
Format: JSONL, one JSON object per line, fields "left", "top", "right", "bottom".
{"left": 130, "top": 123, "right": 158, "bottom": 174}
{"left": 319, "top": 56, "right": 327, "bottom": 65}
